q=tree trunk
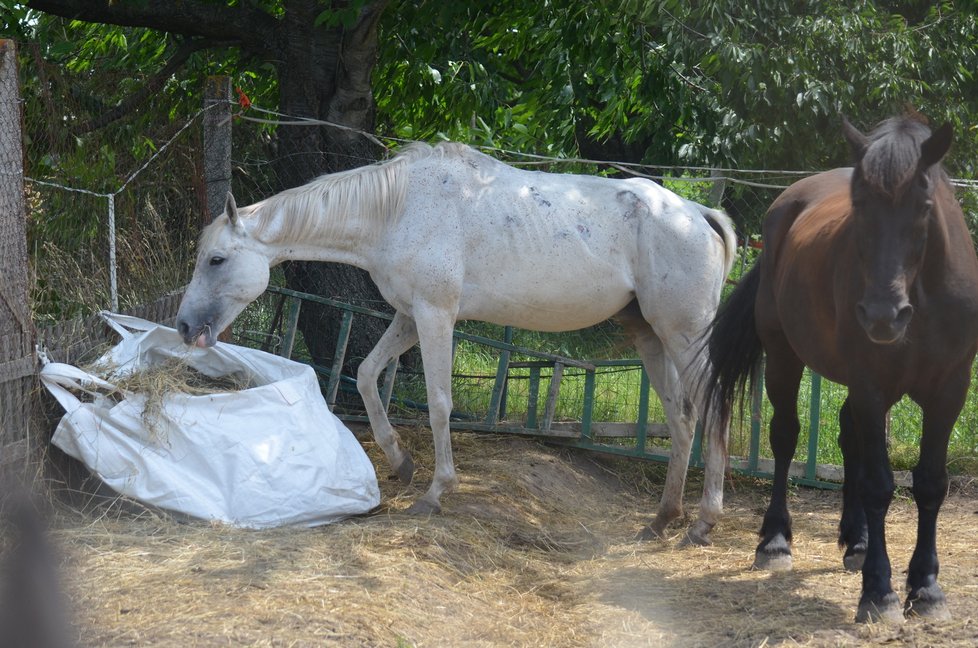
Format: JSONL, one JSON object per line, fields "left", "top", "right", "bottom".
{"left": 24, "top": 0, "right": 398, "bottom": 408}
{"left": 273, "top": 0, "right": 398, "bottom": 410}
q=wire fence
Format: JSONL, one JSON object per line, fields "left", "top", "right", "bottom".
{"left": 0, "top": 40, "right": 34, "bottom": 474}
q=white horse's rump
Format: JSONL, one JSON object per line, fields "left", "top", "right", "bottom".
{"left": 177, "top": 142, "right": 736, "bottom": 544}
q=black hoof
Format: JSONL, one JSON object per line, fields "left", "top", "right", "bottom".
{"left": 856, "top": 592, "right": 904, "bottom": 624}
{"left": 843, "top": 547, "right": 866, "bottom": 572}
{"left": 753, "top": 534, "right": 792, "bottom": 571}
{"left": 395, "top": 453, "right": 415, "bottom": 485}
{"left": 905, "top": 584, "right": 951, "bottom": 620}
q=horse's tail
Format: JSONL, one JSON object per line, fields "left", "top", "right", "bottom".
{"left": 703, "top": 259, "right": 763, "bottom": 453}
{"left": 700, "top": 207, "right": 738, "bottom": 276}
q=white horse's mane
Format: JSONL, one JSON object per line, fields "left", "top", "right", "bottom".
{"left": 200, "top": 141, "right": 473, "bottom": 251}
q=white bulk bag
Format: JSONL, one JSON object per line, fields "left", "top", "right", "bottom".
{"left": 40, "top": 312, "right": 379, "bottom": 528}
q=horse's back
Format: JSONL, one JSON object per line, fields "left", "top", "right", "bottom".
{"left": 390, "top": 147, "right": 733, "bottom": 332}
{"left": 757, "top": 169, "right": 860, "bottom": 381}
{"left": 762, "top": 168, "right": 852, "bottom": 266}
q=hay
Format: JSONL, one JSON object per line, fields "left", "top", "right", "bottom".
{"left": 89, "top": 357, "right": 252, "bottom": 443}
{"left": 47, "top": 428, "right": 978, "bottom": 647}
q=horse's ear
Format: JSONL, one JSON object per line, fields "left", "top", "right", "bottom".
{"left": 224, "top": 191, "right": 241, "bottom": 230}
{"left": 224, "top": 192, "right": 238, "bottom": 225}
{"left": 919, "top": 122, "right": 953, "bottom": 170}
{"left": 841, "top": 116, "right": 869, "bottom": 161}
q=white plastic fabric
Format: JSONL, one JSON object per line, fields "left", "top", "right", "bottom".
{"left": 40, "top": 312, "right": 380, "bottom": 528}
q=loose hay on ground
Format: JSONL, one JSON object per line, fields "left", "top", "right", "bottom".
{"left": 46, "top": 427, "right": 978, "bottom": 647}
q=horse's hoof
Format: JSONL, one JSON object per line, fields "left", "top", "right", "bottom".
{"left": 635, "top": 521, "right": 669, "bottom": 542}
{"left": 904, "top": 584, "right": 951, "bottom": 621}
{"left": 678, "top": 531, "right": 712, "bottom": 548}
{"left": 753, "top": 534, "right": 792, "bottom": 571}
{"left": 856, "top": 592, "right": 904, "bottom": 624}
{"left": 395, "top": 454, "right": 415, "bottom": 485}
{"left": 843, "top": 548, "right": 866, "bottom": 572}
{"left": 404, "top": 498, "right": 441, "bottom": 516}
{"left": 679, "top": 520, "right": 714, "bottom": 547}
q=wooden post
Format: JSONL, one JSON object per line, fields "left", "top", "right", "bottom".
{"left": 0, "top": 40, "right": 36, "bottom": 472}
{"left": 202, "top": 75, "right": 232, "bottom": 225}
{"left": 709, "top": 168, "right": 726, "bottom": 208}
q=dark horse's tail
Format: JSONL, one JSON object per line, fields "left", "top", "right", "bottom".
{"left": 704, "top": 260, "right": 764, "bottom": 448}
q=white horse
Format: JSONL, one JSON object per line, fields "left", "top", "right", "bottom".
{"left": 176, "top": 142, "right": 737, "bottom": 544}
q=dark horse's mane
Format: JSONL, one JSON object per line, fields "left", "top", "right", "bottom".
{"left": 859, "top": 115, "right": 936, "bottom": 199}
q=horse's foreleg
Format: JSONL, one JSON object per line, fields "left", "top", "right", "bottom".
{"left": 357, "top": 311, "right": 419, "bottom": 484}
{"left": 848, "top": 389, "right": 902, "bottom": 624}
{"left": 838, "top": 399, "right": 868, "bottom": 571}
{"left": 404, "top": 303, "right": 459, "bottom": 515}
{"left": 903, "top": 365, "right": 969, "bottom": 621}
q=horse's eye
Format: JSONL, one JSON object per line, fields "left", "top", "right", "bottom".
{"left": 209, "top": 256, "right": 225, "bottom": 267}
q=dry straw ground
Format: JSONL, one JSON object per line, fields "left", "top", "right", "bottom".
{"left": 43, "top": 426, "right": 978, "bottom": 647}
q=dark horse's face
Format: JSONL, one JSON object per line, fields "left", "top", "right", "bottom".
{"left": 842, "top": 118, "right": 953, "bottom": 345}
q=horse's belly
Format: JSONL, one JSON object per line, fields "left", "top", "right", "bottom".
{"left": 457, "top": 273, "right": 634, "bottom": 332}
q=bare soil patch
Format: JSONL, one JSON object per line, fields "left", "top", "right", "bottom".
{"left": 44, "top": 427, "right": 978, "bottom": 647}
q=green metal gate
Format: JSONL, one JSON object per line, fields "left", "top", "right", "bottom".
{"left": 238, "top": 285, "right": 842, "bottom": 488}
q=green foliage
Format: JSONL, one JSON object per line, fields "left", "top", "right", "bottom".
{"left": 378, "top": 1, "right": 978, "bottom": 178}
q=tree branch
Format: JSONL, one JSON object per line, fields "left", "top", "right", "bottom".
{"left": 25, "top": 0, "right": 278, "bottom": 53}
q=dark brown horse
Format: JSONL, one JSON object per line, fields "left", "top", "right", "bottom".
{"left": 705, "top": 115, "right": 978, "bottom": 623}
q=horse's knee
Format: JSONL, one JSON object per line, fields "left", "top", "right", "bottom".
{"left": 911, "top": 466, "right": 948, "bottom": 509}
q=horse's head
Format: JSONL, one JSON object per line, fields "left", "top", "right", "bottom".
{"left": 842, "top": 116, "right": 952, "bottom": 345}
{"left": 176, "top": 193, "right": 271, "bottom": 347}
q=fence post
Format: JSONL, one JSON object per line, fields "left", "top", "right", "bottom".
{"left": 203, "top": 75, "right": 232, "bottom": 225}
{"left": 709, "top": 168, "right": 726, "bottom": 207}
{"left": 0, "top": 40, "right": 37, "bottom": 473}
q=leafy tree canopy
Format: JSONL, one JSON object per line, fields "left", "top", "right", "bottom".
{"left": 7, "top": 1, "right": 978, "bottom": 194}
{"left": 378, "top": 1, "right": 978, "bottom": 174}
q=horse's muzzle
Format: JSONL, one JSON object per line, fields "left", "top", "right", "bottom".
{"left": 856, "top": 300, "right": 913, "bottom": 344}
{"left": 176, "top": 319, "right": 215, "bottom": 347}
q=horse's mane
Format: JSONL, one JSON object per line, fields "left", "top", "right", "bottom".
{"left": 859, "top": 115, "right": 936, "bottom": 199}
{"left": 199, "top": 141, "right": 470, "bottom": 251}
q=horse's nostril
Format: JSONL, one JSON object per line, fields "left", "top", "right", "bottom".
{"left": 177, "top": 320, "right": 189, "bottom": 337}
{"left": 896, "top": 304, "right": 914, "bottom": 326}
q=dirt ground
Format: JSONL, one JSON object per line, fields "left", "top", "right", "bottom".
{"left": 42, "top": 426, "right": 978, "bottom": 647}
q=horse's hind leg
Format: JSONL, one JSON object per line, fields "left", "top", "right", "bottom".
{"left": 662, "top": 335, "right": 729, "bottom": 547}
{"left": 838, "top": 398, "right": 868, "bottom": 571}
{"left": 619, "top": 311, "right": 697, "bottom": 542}
{"left": 754, "top": 335, "right": 804, "bottom": 571}
{"left": 357, "top": 311, "right": 419, "bottom": 484}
